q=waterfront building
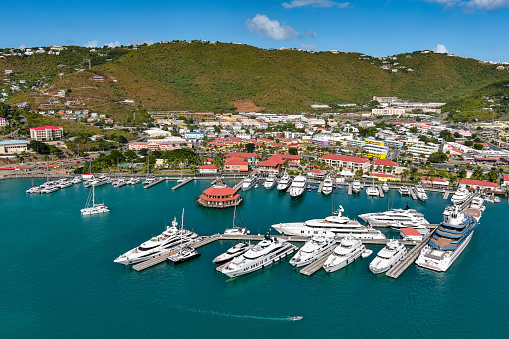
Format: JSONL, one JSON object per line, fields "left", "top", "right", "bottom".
{"left": 370, "top": 159, "right": 398, "bottom": 175}
{"left": 199, "top": 165, "right": 217, "bottom": 174}
{"left": 29, "top": 126, "right": 63, "bottom": 141}
{"left": 0, "top": 140, "right": 28, "bottom": 154}
{"left": 196, "top": 180, "right": 243, "bottom": 208}
{"left": 459, "top": 179, "right": 498, "bottom": 192}
{"left": 319, "top": 154, "right": 370, "bottom": 172}
{"left": 224, "top": 157, "right": 249, "bottom": 173}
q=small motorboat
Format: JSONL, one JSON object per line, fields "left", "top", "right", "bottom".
{"left": 290, "top": 316, "right": 303, "bottom": 321}
{"left": 362, "top": 249, "right": 373, "bottom": 258}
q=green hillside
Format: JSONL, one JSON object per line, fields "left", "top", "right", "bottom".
{"left": 2, "top": 42, "right": 509, "bottom": 119}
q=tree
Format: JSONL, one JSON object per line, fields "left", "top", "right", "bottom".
{"left": 474, "top": 143, "right": 484, "bottom": 150}
{"left": 245, "top": 143, "right": 255, "bottom": 153}
{"left": 410, "top": 127, "right": 418, "bottom": 133}
{"left": 453, "top": 132, "right": 461, "bottom": 138}
{"left": 138, "top": 148, "right": 149, "bottom": 156}
{"left": 428, "top": 151, "right": 448, "bottom": 163}
{"left": 28, "top": 140, "right": 51, "bottom": 155}
{"left": 124, "top": 150, "right": 136, "bottom": 160}
{"left": 465, "top": 140, "right": 474, "bottom": 146}
{"left": 439, "top": 129, "right": 451, "bottom": 139}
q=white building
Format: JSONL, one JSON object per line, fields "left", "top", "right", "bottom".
{"left": 371, "top": 108, "right": 405, "bottom": 117}
{"left": 29, "top": 126, "right": 64, "bottom": 141}
{"left": 0, "top": 117, "right": 8, "bottom": 126}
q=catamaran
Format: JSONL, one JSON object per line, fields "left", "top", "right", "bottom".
{"left": 81, "top": 183, "right": 110, "bottom": 215}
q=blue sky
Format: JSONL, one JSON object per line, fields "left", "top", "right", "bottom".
{"left": 2, "top": 0, "right": 508, "bottom": 61}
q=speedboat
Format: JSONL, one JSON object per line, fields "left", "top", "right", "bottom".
{"left": 414, "top": 185, "right": 428, "bottom": 201}
{"left": 359, "top": 207, "right": 430, "bottom": 228}
{"left": 416, "top": 206, "right": 479, "bottom": 272}
{"left": 113, "top": 218, "right": 199, "bottom": 265}
{"left": 272, "top": 205, "right": 386, "bottom": 239}
{"left": 213, "top": 242, "right": 253, "bottom": 265}
{"left": 398, "top": 186, "right": 410, "bottom": 195}
{"left": 323, "top": 235, "right": 368, "bottom": 273}
{"left": 221, "top": 234, "right": 298, "bottom": 278}
{"left": 242, "top": 175, "right": 259, "bottom": 191}
{"left": 263, "top": 173, "right": 278, "bottom": 190}
{"left": 381, "top": 182, "right": 389, "bottom": 192}
{"left": 277, "top": 171, "right": 293, "bottom": 192}
{"left": 369, "top": 239, "right": 407, "bottom": 274}
{"left": 289, "top": 235, "right": 336, "bottom": 267}
{"left": 321, "top": 175, "right": 334, "bottom": 196}
{"left": 450, "top": 186, "right": 471, "bottom": 205}
{"left": 289, "top": 175, "right": 306, "bottom": 200}
{"left": 167, "top": 246, "right": 200, "bottom": 264}
{"left": 351, "top": 180, "right": 362, "bottom": 193}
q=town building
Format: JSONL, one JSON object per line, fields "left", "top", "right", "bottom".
{"left": 0, "top": 140, "right": 28, "bottom": 154}
{"left": 29, "top": 126, "right": 64, "bottom": 141}
{"left": 199, "top": 165, "right": 218, "bottom": 174}
{"left": 319, "top": 154, "right": 370, "bottom": 172}
{"left": 224, "top": 157, "right": 249, "bottom": 173}
{"left": 196, "top": 180, "right": 243, "bottom": 209}
{"left": 0, "top": 117, "right": 8, "bottom": 127}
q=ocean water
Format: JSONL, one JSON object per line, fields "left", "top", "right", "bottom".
{"left": 1, "top": 179, "right": 508, "bottom": 338}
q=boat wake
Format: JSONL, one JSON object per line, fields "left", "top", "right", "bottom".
{"left": 172, "top": 304, "right": 301, "bottom": 321}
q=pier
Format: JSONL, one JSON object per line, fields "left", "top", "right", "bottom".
{"left": 299, "top": 250, "right": 335, "bottom": 276}
{"left": 143, "top": 178, "right": 165, "bottom": 189}
{"left": 409, "top": 187, "right": 417, "bottom": 200}
{"left": 443, "top": 191, "right": 451, "bottom": 199}
{"left": 233, "top": 179, "right": 245, "bottom": 191}
{"left": 368, "top": 223, "right": 439, "bottom": 229}
{"left": 171, "top": 177, "right": 194, "bottom": 190}
{"left": 317, "top": 182, "right": 324, "bottom": 194}
{"left": 377, "top": 185, "right": 385, "bottom": 198}
{"left": 459, "top": 193, "right": 478, "bottom": 210}
{"left": 348, "top": 184, "right": 352, "bottom": 195}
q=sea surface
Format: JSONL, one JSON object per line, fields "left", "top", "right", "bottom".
{"left": 1, "top": 178, "right": 508, "bottom": 338}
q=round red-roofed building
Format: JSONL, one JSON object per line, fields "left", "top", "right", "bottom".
{"left": 196, "top": 180, "right": 243, "bottom": 209}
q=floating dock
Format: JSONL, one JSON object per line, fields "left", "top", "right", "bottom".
{"left": 172, "top": 178, "right": 194, "bottom": 190}
{"left": 299, "top": 250, "right": 335, "bottom": 276}
{"left": 377, "top": 185, "right": 385, "bottom": 198}
{"left": 233, "top": 179, "right": 245, "bottom": 191}
{"left": 317, "top": 181, "right": 324, "bottom": 194}
{"left": 443, "top": 191, "right": 451, "bottom": 199}
{"left": 143, "top": 178, "right": 165, "bottom": 189}
{"left": 409, "top": 187, "right": 417, "bottom": 200}
{"left": 348, "top": 184, "right": 352, "bottom": 195}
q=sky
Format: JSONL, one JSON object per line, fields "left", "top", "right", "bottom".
{"left": 2, "top": 0, "right": 508, "bottom": 62}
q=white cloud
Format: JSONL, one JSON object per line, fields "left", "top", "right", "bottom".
{"left": 426, "top": 0, "right": 509, "bottom": 10}
{"left": 282, "top": 0, "right": 350, "bottom": 8}
{"left": 434, "top": 43, "right": 449, "bottom": 53}
{"left": 130, "top": 37, "right": 155, "bottom": 46}
{"left": 245, "top": 14, "right": 300, "bottom": 40}
{"left": 104, "top": 41, "right": 121, "bottom": 48}
{"left": 300, "top": 43, "right": 318, "bottom": 50}
{"left": 18, "top": 44, "right": 27, "bottom": 50}
{"left": 304, "top": 30, "right": 318, "bottom": 37}
{"left": 84, "top": 40, "right": 98, "bottom": 48}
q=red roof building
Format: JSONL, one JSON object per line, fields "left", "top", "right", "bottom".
{"left": 224, "top": 156, "right": 249, "bottom": 173}
{"left": 29, "top": 125, "right": 64, "bottom": 141}
{"left": 199, "top": 165, "right": 218, "bottom": 174}
{"left": 460, "top": 179, "right": 498, "bottom": 190}
{"left": 196, "top": 180, "right": 243, "bottom": 209}
{"left": 319, "top": 154, "right": 370, "bottom": 172}
{"left": 370, "top": 159, "right": 399, "bottom": 174}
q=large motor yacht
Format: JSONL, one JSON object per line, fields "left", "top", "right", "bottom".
{"left": 289, "top": 235, "right": 336, "bottom": 267}
{"left": 263, "top": 173, "right": 278, "bottom": 190}
{"left": 277, "top": 171, "right": 293, "bottom": 192}
{"left": 398, "top": 185, "right": 410, "bottom": 195}
{"left": 369, "top": 239, "right": 407, "bottom": 274}
{"left": 213, "top": 242, "right": 253, "bottom": 265}
{"left": 221, "top": 234, "right": 298, "bottom": 278}
{"left": 113, "top": 218, "right": 199, "bottom": 265}
{"left": 323, "top": 235, "right": 368, "bottom": 273}
{"left": 351, "top": 180, "right": 362, "bottom": 193}
{"left": 414, "top": 185, "right": 428, "bottom": 201}
{"left": 358, "top": 206, "right": 430, "bottom": 228}
{"left": 381, "top": 182, "right": 389, "bottom": 192}
{"left": 415, "top": 206, "right": 479, "bottom": 272}
{"left": 289, "top": 175, "right": 307, "bottom": 200}
{"left": 272, "top": 206, "right": 386, "bottom": 239}
{"left": 242, "top": 175, "right": 259, "bottom": 191}
{"left": 321, "top": 175, "right": 334, "bottom": 196}
{"left": 450, "top": 186, "right": 472, "bottom": 205}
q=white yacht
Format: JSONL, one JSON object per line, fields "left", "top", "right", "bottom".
{"left": 143, "top": 176, "right": 158, "bottom": 185}
{"left": 113, "top": 218, "right": 199, "bottom": 265}
{"left": 321, "top": 175, "right": 334, "bottom": 196}
{"left": 358, "top": 207, "right": 430, "bottom": 228}
{"left": 369, "top": 239, "right": 407, "bottom": 274}
{"left": 221, "top": 234, "right": 298, "bottom": 278}
{"left": 26, "top": 185, "right": 41, "bottom": 193}
{"left": 263, "top": 173, "right": 278, "bottom": 190}
{"left": 289, "top": 235, "right": 336, "bottom": 267}
{"left": 56, "top": 179, "right": 74, "bottom": 188}
{"left": 416, "top": 206, "right": 479, "bottom": 272}
{"left": 272, "top": 206, "right": 386, "bottom": 239}
{"left": 213, "top": 242, "right": 253, "bottom": 265}
{"left": 323, "top": 235, "right": 367, "bottom": 273}
{"left": 167, "top": 246, "right": 201, "bottom": 264}
{"left": 398, "top": 186, "right": 410, "bottom": 195}
{"left": 365, "top": 186, "right": 379, "bottom": 197}
{"left": 71, "top": 176, "right": 83, "bottom": 184}
{"left": 381, "top": 182, "right": 389, "bottom": 192}
{"left": 289, "top": 175, "right": 307, "bottom": 200}
{"left": 40, "top": 185, "right": 60, "bottom": 194}
{"left": 277, "top": 171, "right": 293, "bottom": 192}
{"left": 112, "top": 178, "right": 127, "bottom": 187}
{"left": 470, "top": 197, "right": 486, "bottom": 212}
{"left": 450, "top": 186, "right": 472, "bottom": 205}
{"left": 351, "top": 180, "right": 362, "bottom": 193}
{"left": 81, "top": 184, "right": 110, "bottom": 215}
{"left": 127, "top": 177, "right": 141, "bottom": 185}
{"left": 414, "top": 185, "right": 428, "bottom": 201}
{"left": 242, "top": 175, "right": 259, "bottom": 191}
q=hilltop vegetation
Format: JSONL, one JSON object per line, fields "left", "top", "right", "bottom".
{"left": 2, "top": 42, "right": 509, "bottom": 120}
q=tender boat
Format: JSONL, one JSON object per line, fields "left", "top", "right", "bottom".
{"left": 289, "top": 235, "right": 336, "bottom": 267}
{"left": 242, "top": 175, "right": 259, "bottom": 191}
{"left": 416, "top": 206, "right": 479, "bottom": 272}
{"left": 221, "top": 234, "right": 297, "bottom": 278}
{"left": 369, "top": 239, "right": 407, "bottom": 274}
{"left": 272, "top": 205, "right": 386, "bottom": 239}
{"left": 263, "top": 173, "right": 278, "bottom": 190}
{"left": 277, "top": 171, "right": 293, "bottom": 192}
{"left": 323, "top": 235, "right": 367, "bottom": 273}
{"left": 398, "top": 185, "right": 410, "bottom": 195}
{"left": 213, "top": 242, "right": 253, "bottom": 265}
{"left": 289, "top": 175, "right": 307, "bottom": 200}
{"left": 321, "top": 175, "right": 334, "bottom": 196}
{"left": 414, "top": 184, "right": 428, "bottom": 201}
{"left": 167, "top": 246, "right": 201, "bottom": 264}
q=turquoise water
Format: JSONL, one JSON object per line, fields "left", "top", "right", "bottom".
{"left": 1, "top": 179, "right": 508, "bottom": 338}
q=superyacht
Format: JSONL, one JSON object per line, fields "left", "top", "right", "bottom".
{"left": 369, "top": 239, "right": 407, "bottom": 274}
{"left": 242, "top": 175, "right": 259, "bottom": 191}
{"left": 272, "top": 206, "right": 386, "bottom": 239}
{"left": 289, "top": 235, "right": 336, "bottom": 267}
{"left": 323, "top": 235, "right": 367, "bottom": 273}
{"left": 321, "top": 175, "right": 334, "bottom": 196}
{"left": 289, "top": 175, "right": 307, "bottom": 200}
{"left": 413, "top": 184, "right": 428, "bottom": 201}
{"left": 213, "top": 242, "right": 253, "bottom": 265}
{"left": 351, "top": 179, "right": 362, "bottom": 193}
{"left": 263, "top": 173, "right": 278, "bottom": 190}
{"left": 450, "top": 186, "right": 472, "bottom": 205}
{"left": 277, "top": 171, "right": 293, "bottom": 192}
{"left": 358, "top": 207, "right": 430, "bottom": 228}
{"left": 398, "top": 185, "right": 410, "bottom": 195}
{"left": 221, "top": 234, "right": 297, "bottom": 278}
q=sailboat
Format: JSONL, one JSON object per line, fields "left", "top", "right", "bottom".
{"left": 143, "top": 154, "right": 157, "bottom": 185}
{"left": 365, "top": 177, "right": 379, "bottom": 197}
{"left": 81, "top": 183, "right": 110, "bottom": 215}
{"left": 223, "top": 206, "right": 250, "bottom": 235}
{"left": 167, "top": 209, "right": 200, "bottom": 264}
